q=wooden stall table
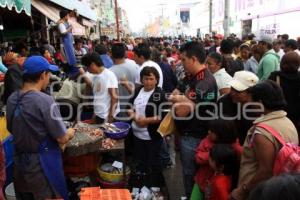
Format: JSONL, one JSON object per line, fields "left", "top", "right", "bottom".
{"left": 63, "top": 122, "right": 127, "bottom": 186}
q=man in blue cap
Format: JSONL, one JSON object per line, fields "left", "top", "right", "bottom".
{"left": 6, "top": 56, "right": 75, "bottom": 199}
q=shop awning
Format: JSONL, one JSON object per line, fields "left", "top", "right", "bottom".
{"left": 0, "top": 0, "right": 31, "bottom": 16}
{"left": 82, "top": 19, "right": 96, "bottom": 27}
{"left": 69, "top": 17, "right": 85, "bottom": 36}
{"left": 32, "top": 0, "right": 85, "bottom": 36}
{"left": 49, "top": 0, "right": 97, "bottom": 21}
{"left": 32, "top": 0, "right": 60, "bottom": 22}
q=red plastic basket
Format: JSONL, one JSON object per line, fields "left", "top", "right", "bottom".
{"left": 63, "top": 153, "right": 102, "bottom": 177}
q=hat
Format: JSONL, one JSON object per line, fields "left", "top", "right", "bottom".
{"left": 214, "top": 34, "right": 224, "bottom": 40}
{"left": 23, "top": 56, "right": 59, "bottom": 75}
{"left": 229, "top": 71, "right": 259, "bottom": 92}
{"left": 3, "top": 52, "right": 18, "bottom": 64}
{"left": 259, "top": 35, "right": 273, "bottom": 45}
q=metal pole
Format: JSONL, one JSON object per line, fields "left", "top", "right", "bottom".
{"left": 99, "top": 20, "right": 102, "bottom": 38}
{"left": 223, "top": 0, "right": 230, "bottom": 37}
{"left": 209, "top": 0, "right": 212, "bottom": 33}
{"left": 45, "top": 17, "right": 50, "bottom": 43}
{"left": 114, "top": 0, "right": 120, "bottom": 41}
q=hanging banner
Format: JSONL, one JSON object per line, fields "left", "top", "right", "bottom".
{"left": 180, "top": 9, "right": 190, "bottom": 24}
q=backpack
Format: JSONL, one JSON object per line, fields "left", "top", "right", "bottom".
{"left": 256, "top": 123, "right": 300, "bottom": 175}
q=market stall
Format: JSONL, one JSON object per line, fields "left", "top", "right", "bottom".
{"left": 62, "top": 120, "right": 131, "bottom": 195}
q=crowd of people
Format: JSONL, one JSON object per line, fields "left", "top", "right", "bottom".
{"left": 0, "top": 10, "right": 300, "bottom": 199}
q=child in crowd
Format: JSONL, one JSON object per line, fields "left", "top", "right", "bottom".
{"left": 191, "top": 119, "right": 243, "bottom": 200}
{"left": 202, "top": 144, "right": 239, "bottom": 200}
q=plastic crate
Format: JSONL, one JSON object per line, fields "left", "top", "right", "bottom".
{"left": 100, "top": 189, "right": 132, "bottom": 200}
{"left": 80, "top": 187, "right": 101, "bottom": 200}
{"left": 80, "top": 188, "right": 132, "bottom": 200}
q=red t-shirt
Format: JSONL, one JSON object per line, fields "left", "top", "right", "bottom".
{"left": 126, "top": 51, "right": 134, "bottom": 60}
{"left": 204, "top": 174, "right": 231, "bottom": 200}
{"left": 194, "top": 136, "right": 243, "bottom": 190}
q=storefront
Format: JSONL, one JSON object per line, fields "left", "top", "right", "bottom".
{"left": 233, "top": 0, "right": 300, "bottom": 39}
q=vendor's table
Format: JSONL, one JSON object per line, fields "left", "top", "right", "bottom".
{"left": 64, "top": 123, "right": 127, "bottom": 185}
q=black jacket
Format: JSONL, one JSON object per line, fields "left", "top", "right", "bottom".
{"left": 218, "top": 94, "right": 260, "bottom": 144}
{"left": 129, "top": 86, "right": 169, "bottom": 140}
{"left": 2, "top": 64, "right": 23, "bottom": 104}
{"left": 269, "top": 71, "right": 300, "bottom": 129}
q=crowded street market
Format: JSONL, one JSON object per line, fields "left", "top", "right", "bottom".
{"left": 0, "top": 0, "right": 299, "bottom": 200}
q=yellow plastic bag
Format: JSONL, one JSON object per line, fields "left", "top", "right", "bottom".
{"left": 0, "top": 116, "right": 10, "bottom": 141}
{"left": 157, "top": 112, "right": 177, "bottom": 137}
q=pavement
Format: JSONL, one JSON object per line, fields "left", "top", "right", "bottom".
{"left": 163, "top": 153, "right": 185, "bottom": 200}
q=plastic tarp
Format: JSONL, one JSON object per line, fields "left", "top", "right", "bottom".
{"left": 31, "top": 0, "right": 60, "bottom": 22}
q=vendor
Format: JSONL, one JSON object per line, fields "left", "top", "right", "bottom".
{"left": 58, "top": 10, "right": 77, "bottom": 74}
{"left": 6, "top": 56, "right": 75, "bottom": 200}
{"left": 81, "top": 52, "right": 119, "bottom": 123}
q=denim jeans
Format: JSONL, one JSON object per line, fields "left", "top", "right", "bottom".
{"left": 159, "top": 137, "right": 172, "bottom": 166}
{"left": 180, "top": 136, "right": 201, "bottom": 198}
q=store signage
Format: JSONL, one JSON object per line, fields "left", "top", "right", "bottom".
{"left": 259, "top": 23, "right": 280, "bottom": 38}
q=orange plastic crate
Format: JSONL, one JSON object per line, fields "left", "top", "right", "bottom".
{"left": 80, "top": 187, "right": 132, "bottom": 200}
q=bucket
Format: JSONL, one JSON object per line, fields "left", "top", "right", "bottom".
{"left": 5, "top": 183, "right": 16, "bottom": 200}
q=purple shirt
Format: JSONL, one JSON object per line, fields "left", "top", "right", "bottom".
{"left": 6, "top": 91, "right": 66, "bottom": 153}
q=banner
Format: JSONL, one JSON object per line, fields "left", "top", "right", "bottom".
{"left": 180, "top": 9, "right": 190, "bottom": 24}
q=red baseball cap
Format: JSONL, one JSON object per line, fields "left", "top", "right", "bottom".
{"left": 214, "top": 34, "right": 224, "bottom": 40}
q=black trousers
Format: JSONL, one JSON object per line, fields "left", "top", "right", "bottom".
{"left": 133, "top": 135, "right": 163, "bottom": 174}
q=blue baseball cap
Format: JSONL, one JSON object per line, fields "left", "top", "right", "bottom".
{"left": 23, "top": 56, "right": 59, "bottom": 75}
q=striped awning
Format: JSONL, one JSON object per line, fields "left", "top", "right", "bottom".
{"left": 49, "top": 0, "right": 97, "bottom": 21}
{"left": 0, "top": 0, "right": 31, "bottom": 16}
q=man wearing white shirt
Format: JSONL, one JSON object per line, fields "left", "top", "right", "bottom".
{"left": 133, "top": 43, "right": 164, "bottom": 88}
{"left": 273, "top": 39, "right": 285, "bottom": 61}
{"left": 81, "top": 52, "right": 119, "bottom": 123}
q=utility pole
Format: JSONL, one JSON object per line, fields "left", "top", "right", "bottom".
{"left": 223, "top": 0, "right": 230, "bottom": 37}
{"left": 114, "top": 0, "right": 120, "bottom": 41}
{"left": 209, "top": 0, "right": 212, "bottom": 33}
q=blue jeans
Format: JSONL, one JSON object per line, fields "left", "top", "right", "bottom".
{"left": 159, "top": 138, "right": 172, "bottom": 166}
{"left": 180, "top": 136, "right": 201, "bottom": 198}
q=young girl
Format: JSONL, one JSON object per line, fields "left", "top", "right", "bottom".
{"left": 204, "top": 144, "right": 239, "bottom": 200}
{"left": 191, "top": 119, "right": 243, "bottom": 200}
{"left": 128, "top": 66, "right": 168, "bottom": 175}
